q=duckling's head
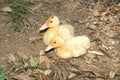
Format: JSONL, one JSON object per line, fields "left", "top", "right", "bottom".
{"left": 39, "top": 16, "right": 59, "bottom": 31}
{"left": 45, "top": 36, "right": 64, "bottom": 52}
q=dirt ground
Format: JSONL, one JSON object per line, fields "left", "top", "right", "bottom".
{"left": 0, "top": 0, "right": 120, "bottom": 80}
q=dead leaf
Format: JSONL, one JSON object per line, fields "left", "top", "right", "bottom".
{"left": 61, "top": 70, "right": 68, "bottom": 80}
{"left": 39, "top": 50, "right": 51, "bottom": 68}
{"left": 39, "top": 50, "right": 45, "bottom": 64}
{"left": 42, "top": 69, "right": 52, "bottom": 75}
{"left": 67, "top": 66, "right": 80, "bottom": 72}
{"left": 38, "top": 73, "right": 49, "bottom": 80}
{"left": 17, "top": 51, "right": 28, "bottom": 59}
{"left": 1, "top": 7, "right": 12, "bottom": 12}
{"left": 101, "top": 12, "right": 107, "bottom": 17}
{"left": 39, "top": 50, "right": 45, "bottom": 56}
{"left": 58, "top": 69, "right": 62, "bottom": 80}
{"left": 88, "top": 51, "right": 104, "bottom": 56}
{"left": 29, "top": 36, "right": 42, "bottom": 42}
{"left": 34, "top": 69, "right": 50, "bottom": 80}
{"left": 25, "top": 69, "right": 33, "bottom": 75}
{"left": 96, "top": 78, "right": 104, "bottom": 80}
{"left": 7, "top": 54, "right": 16, "bottom": 63}
{"left": 93, "top": 10, "right": 100, "bottom": 17}
{"left": 102, "top": 44, "right": 109, "bottom": 50}
{"left": 39, "top": 56, "right": 45, "bottom": 64}
{"left": 89, "top": 24, "right": 97, "bottom": 30}
{"left": 44, "top": 56, "right": 51, "bottom": 68}
{"left": 109, "top": 71, "right": 115, "bottom": 79}
{"left": 31, "top": 3, "right": 43, "bottom": 11}
{"left": 11, "top": 73, "right": 35, "bottom": 80}
{"left": 68, "top": 72, "right": 76, "bottom": 79}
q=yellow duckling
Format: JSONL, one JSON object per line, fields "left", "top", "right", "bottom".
{"left": 45, "top": 35, "right": 90, "bottom": 59}
{"left": 39, "top": 16, "right": 74, "bottom": 45}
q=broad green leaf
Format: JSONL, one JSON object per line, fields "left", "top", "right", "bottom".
{"left": 37, "top": 65, "right": 46, "bottom": 70}
{"left": 29, "top": 55, "right": 36, "bottom": 67}
{"left": 0, "top": 69, "right": 5, "bottom": 80}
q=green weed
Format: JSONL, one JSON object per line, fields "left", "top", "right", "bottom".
{"left": 0, "top": 69, "right": 5, "bottom": 80}
{"left": 9, "top": 0, "right": 28, "bottom": 32}
{"left": 11, "top": 55, "right": 46, "bottom": 73}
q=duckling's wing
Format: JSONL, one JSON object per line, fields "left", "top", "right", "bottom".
{"left": 73, "top": 36, "right": 90, "bottom": 49}
{"left": 67, "top": 36, "right": 90, "bottom": 57}
{"left": 79, "top": 36, "right": 90, "bottom": 49}
{"left": 73, "top": 45, "right": 87, "bottom": 57}
{"left": 61, "top": 24, "right": 74, "bottom": 36}
{"left": 57, "top": 24, "right": 74, "bottom": 40}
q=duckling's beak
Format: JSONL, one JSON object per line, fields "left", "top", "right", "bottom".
{"left": 39, "top": 23, "right": 48, "bottom": 31}
{"left": 45, "top": 44, "right": 54, "bottom": 52}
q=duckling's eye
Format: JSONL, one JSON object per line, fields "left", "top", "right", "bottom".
{"left": 53, "top": 41, "right": 56, "bottom": 43}
{"left": 50, "top": 21, "right": 53, "bottom": 23}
